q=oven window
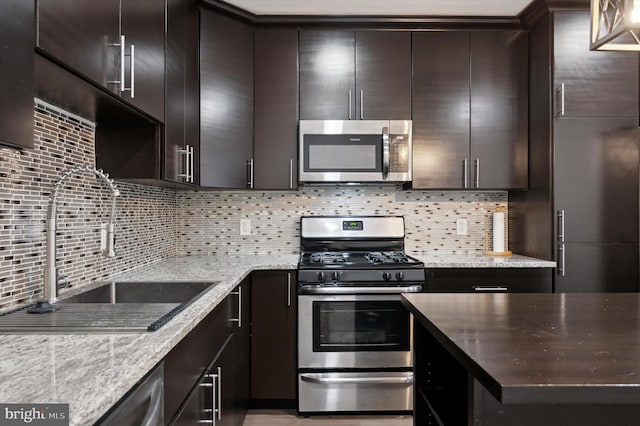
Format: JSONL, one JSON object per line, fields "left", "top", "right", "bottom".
{"left": 303, "top": 134, "right": 381, "bottom": 172}
{"left": 312, "top": 300, "right": 410, "bottom": 352}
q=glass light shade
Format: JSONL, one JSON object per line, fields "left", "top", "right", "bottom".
{"left": 590, "top": 0, "right": 640, "bottom": 51}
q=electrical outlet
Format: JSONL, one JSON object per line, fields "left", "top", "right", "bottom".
{"left": 100, "top": 223, "right": 107, "bottom": 250}
{"left": 240, "top": 219, "right": 251, "bottom": 236}
{"left": 456, "top": 218, "right": 468, "bottom": 236}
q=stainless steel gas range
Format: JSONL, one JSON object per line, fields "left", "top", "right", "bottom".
{"left": 297, "top": 216, "right": 425, "bottom": 415}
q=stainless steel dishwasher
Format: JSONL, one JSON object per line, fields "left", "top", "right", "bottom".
{"left": 98, "top": 363, "right": 164, "bottom": 426}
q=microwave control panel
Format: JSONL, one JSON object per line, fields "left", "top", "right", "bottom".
{"left": 390, "top": 136, "right": 409, "bottom": 172}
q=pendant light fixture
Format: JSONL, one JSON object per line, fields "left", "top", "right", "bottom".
{"left": 590, "top": 0, "right": 640, "bottom": 51}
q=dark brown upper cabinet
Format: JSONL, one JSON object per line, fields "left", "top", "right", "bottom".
{"left": 553, "top": 11, "right": 639, "bottom": 118}
{"left": 37, "top": 0, "right": 165, "bottom": 122}
{"left": 299, "top": 30, "right": 411, "bottom": 120}
{"left": 164, "top": 0, "right": 200, "bottom": 186}
{"left": 0, "top": 0, "right": 34, "bottom": 149}
{"left": 412, "top": 30, "right": 528, "bottom": 190}
{"left": 254, "top": 28, "right": 299, "bottom": 190}
{"left": 200, "top": 9, "right": 254, "bottom": 189}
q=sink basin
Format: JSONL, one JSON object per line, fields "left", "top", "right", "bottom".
{"left": 0, "top": 281, "right": 219, "bottom": 333}
{"left": 61, "top": 281, "right": 218, "bottom": 305}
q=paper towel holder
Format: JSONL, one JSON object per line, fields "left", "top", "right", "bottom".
{"left": 484, "top": 207, "right": 512, "bottom": 256}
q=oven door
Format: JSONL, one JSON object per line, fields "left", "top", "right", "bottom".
{"left": 298, "top": 293, "right": 413, "bottom": 369}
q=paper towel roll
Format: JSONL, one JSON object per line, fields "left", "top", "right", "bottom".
{"left": 492, "top": 210, "right": 505, "bottom": 253}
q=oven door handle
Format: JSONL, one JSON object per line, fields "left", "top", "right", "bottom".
{"left": 300, "top": 373, "right": 414, "bottom": 385}
{"left": 297, "top": 285, "right": 423, "bottom": 294}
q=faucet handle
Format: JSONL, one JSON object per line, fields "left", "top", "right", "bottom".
{"left": 57, "top": 273, "right": 71, "bottom": 289}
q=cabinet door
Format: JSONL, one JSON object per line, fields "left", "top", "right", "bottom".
{"left": 38, "top": 0, "right": 119, "bottom": 87}
{"left": 200, "top": 10, "right": 253, "bottom": 188}
{"left": 426, "top": 268, "right": 552, "bottom": 293}
{"left": 254, "top": 29, "right": 299, "bottom": 190}
{"left": 412, "top": 32, "right": 470, "bottom": 189}
{"left": 470, "top": 30, "right": 528, "bottom": 189}
{"left": 0, "top": 0, "right": 34, "bottom": 149}
{"left": 251, "top": 271, "right": 297, "bottom": 403}
{"left": 554, "top": 11, "right": 639, "bottom": 118}
{"left": 554, "top": 118, "right": 639, "bottom": 243}
{"left": 121, "top": 0, "right": 165, "bottom": 121}
{"left": 232, "top": 279, "right": 251, "bottom": 425}
{"left": 164, "top": 0, "right": 199, "bottom": 185}
{"left": 355, "top": 31, "right": 411, "bottom": 120}
{"left": 555, "top": 243, "right": 639, "bottom": 292}
{"left": 299, "top": 31, "right": 355, "bottom": 120}
{"left": 213, "top": 336, "right": 237, "bottom": 426}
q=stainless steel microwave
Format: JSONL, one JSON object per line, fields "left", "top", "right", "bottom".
{"left": 299, "top": 120, "right": 412, "bottom": 184}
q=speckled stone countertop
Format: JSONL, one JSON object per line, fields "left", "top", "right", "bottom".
{"left": 0, "top": 252, "right": 553, "bottom": 425}
{"left": 0, "top": 255, "right": 298, "bottom": 426}
{"left": 414, "top": 253, "right": 556, "bottom": 268}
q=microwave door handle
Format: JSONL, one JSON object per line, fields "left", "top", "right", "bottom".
{"left": 382, "top": 126, "right": 390, "bottom": 180}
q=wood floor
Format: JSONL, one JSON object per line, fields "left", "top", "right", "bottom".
{"left": 242, "top": 409, "right": 412, "bottom": 426}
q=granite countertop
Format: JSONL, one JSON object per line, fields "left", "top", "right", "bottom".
{"left": 0, "top": 255, "right": 298, "bottom": 425}
{"left": 402, "top": 292, "right": 640, "bottom": 405}
{"left": 0, "top": 252, "right": 553, "bottom": 424}
{"left": 414, "top": 253, "right": 556, "bottom": 268}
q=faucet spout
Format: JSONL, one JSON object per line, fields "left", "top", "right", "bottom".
{"left": 39, "top": 166, "right": 120, "bottom": 310}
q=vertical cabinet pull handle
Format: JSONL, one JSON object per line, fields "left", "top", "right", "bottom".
{"left": 289, "top": 159, "right": 294, "bottom": 189}
{"left": 474, "top": 159, "right": 480, "bottom": 188}
{"left": 360, "top": 90, "right": 364, "bottom": 120}
{"left": 231, "top": 286, "right": 242, "bottom": 327}
{"left": 561, "top": 83, "right": 565, "bottom": 116}
{"left": 177, "top": 145, "right": 192, "bottom": 183}
{"left": 557, "top": 243, "right": 566, "bottom": 276}
{"left": 129, "top": 44, "right": 135, "bottom": 98}
{"left": 216, "top": 367, "right": 222, "bottom": 421}
{"left": 557, "top": 210, "right": 565, "bottom": 243}
{"left": 287, "top": 272, "right": 291, "bottom": 307}
{"left": 247, "top": 159, "right": 254, "bottom": 189}
{"left": 120, "top": 35, "right": 126, "bottom": 93}
{"left": 189, "top": 145, "right": 194, "bottom": 183}
{"left": 348, "top": 90, "right": 352, "bottom": 120}
{"left": 203, "top": 373, "right": 218, "bottom": 425}
{"left": 462, "top": 159, "right": 468, "bottom": 188}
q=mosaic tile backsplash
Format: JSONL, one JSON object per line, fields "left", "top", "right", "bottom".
{"left": 0, "top": 100, "right": 508, "bottom": 311}
{"left": 177, "top": 189, "right": 507, "bottom": 256}
{"left": 0, "top": 101, "right": 176, "bottom": 311}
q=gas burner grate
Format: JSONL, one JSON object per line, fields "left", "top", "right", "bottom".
{"left": 309, "top": 252, "right": 347, "bottom": 264}
{"left": 365, "top": 251, "right": 411, "bottom": 264}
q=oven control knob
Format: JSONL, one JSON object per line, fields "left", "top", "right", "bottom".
{"left": 317, "top": 272, "right": 327, "bottom": 282}
{"left": 331, "top": 272, "right": 341, "bottom": 281}
{"left": 396, "top": 272, "right": 405, "bottom": 281}
{"left": 382, "top": 272, "right": 392, "bottom": 281}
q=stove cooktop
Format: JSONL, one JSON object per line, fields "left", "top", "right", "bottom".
{"left": 298, "top": 251, "right": 423, "bottom": 269}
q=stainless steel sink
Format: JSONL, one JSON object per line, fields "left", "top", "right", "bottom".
{"left": 60, "top": 281, "right": 217, "bottom": 305}
{"left": 0, "top": 281, "right": 219, "bottom": 333}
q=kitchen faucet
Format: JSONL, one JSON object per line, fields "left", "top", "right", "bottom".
{"left": 29, "top": 166, "right": 120, "bottom": 313}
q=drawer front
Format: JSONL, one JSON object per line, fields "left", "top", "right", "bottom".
{"left": 426, "top": 268, "right": 552, "bottom": 293}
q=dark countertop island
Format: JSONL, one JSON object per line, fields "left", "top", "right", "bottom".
{"left": 402, "top": 293, "right": 640, "bottom": 426}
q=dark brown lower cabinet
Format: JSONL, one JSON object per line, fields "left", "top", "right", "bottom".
{"left": 166, "top": 279, "right": 250, "bottom": 426}
{"left": 555, "top": 243, "right": 639, "bottom": 293}
{"left": 250, "top": 271, "right": 297, "bottom": 407}
{"left": 426, "top": 268, "right": 552, "bottom": 293}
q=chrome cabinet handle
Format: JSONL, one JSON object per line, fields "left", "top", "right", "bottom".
{"left": 474, "top": 159, "right": 480, "bottom": 188}
{"left": 189, "top": 145, "right": 194, "bottom": 183}
{"left": 557, "top": 210, "right": 565, "bottom": 243}
{"left": 216, "top": 367, "right": 222, "bottom": 421}
{"left": 177, "top": 145, "right": 192, "bottom": 183}
{"left": 230, "top": 286, "right": 242, "bottom": 327}
{"left": 473, "top": 286, "right": 508, "bottom": 292}
{"left": 287, "top": 272, "right": 291, "bottom": 307}
{"left": 348, "top": 90, "right": 352, "bottom": 120}
{"left": 462, "top": 159, "right": 468, "bottom": 188}
{"left": 203, "top": 373, "right": 218, "bottom": 425}
{"left": 557, "top": 243, "right": 566, "bottom": 276}
{"left": 246, "top": 159, "right": 254, "bottom": 189}
{"left": 116, "top": 35, "right": 135, "bottom": 98}
{"left": 289, "top": 159, "right": 294, "bottom": 189}
{"left": 120, "top": 35, "right": 126, "bottom": 93}
{"left": 360, "top": 90, "right": 364, "bottom": 120}
{"left": 382, "top": 127, "right": 390, "bottom": 180}
{"left": 129, "top": 44, "right": 135, "bottom": 98}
